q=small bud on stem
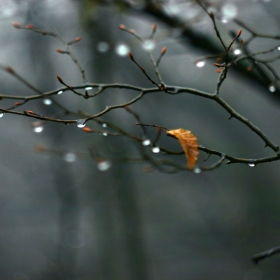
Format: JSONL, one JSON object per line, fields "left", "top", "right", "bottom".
{"left": 57, "top": 75, "right": 64, "bottom": 84}
{"left": 119, "top": 24, "right": 126, "bottom": 30}
{"left": 26, "top": 24, "right": 34, "bottom": 29}
{"left": 161, "top": 47, "right": 167, "bottom": 54}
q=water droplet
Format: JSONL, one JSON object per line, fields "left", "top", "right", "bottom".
{"left": 43, "top": 98, "right": 52, "bottom": 105}
{"left": 0, "top": 112, "right": 4, "bottom": 118}
{"left": 97, "top": 41, "right": 109, "bottom": 53}
{"left": 233, "top": 49, "right": 242, "bottom": 55}
{"left": 102, "top": 123, "right": 107, "bottom": 128}
{"left": 97, "top": 159, "right": 111, "bottom": 171}
{"left": 85, "top": 86, "right": 93, "bottom": 90}
{"left": 102, "top": 132, "right": 108, "bottom": 136}
{"left": 277, "top": 46, "right": 280, "bottom": 51}
{"left": 268, "top": 84, "right": 276, "bottom": 92}
{"left": 221, "top": 3, "right": 238, "bottom": 22}
{"left": 57, "top": 90, "right": 63, "bottom": 95}
{"left": 76, "top": 119, "right": 86, "bottom": 128}
{"left": 142, "top": 139, "right": 151, "bottom": 146}
{"left": 151, "top": 146, "right": 160, "bottom": 153}
{"left": 63, "top": 152, "right": 77, "bottom": 163}
{"left": 248, "top": 163, "right": 255, "bottom": 167}
{"left": 115, "top": 44, "right": 130, "bottom": 56}
{"left": 143, "top": 40, "right": 155, "bottom": 51}
{"left": 194, "top": 167, "right": 201, "bottom": 174}
{"left": 195, "top": 61, "right": 206, "bottom": 68}
{"left": 33, "top": 123, "right": 44, "bottom": 133}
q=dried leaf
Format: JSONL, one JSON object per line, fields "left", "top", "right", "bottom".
{"left": 167, "top": 128, "right": 199, "bottom": 170}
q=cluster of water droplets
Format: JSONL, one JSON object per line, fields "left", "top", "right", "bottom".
{"left": 220, "top": 3, "right": 238, "bottom": 23}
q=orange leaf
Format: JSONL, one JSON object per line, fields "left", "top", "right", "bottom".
{"left": 167, "top": 128, "right": 199, "bottom": 170}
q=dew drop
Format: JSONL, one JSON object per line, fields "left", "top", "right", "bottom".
{"left": 32, "top": 123, "right": 44, "bottom": 133}
{"left": 115, "top": 44, "right": 130, "bottom": 56}
{"left": 76, "top": 119, "right": 86, "bottom": 128}
{"left": 233, "top": 49, "right": 242, "bottom": 55}
{"left": 268, "top": 84, "right": 276, "bottom": 92}
{"left": 142, "top": 139, "right": 151, "bottom": 146}
{"left": 63, "top": 152, "right": 77, "bottom": 163}
{"left": 0, "top": 112, "right": 4, "bottom": 118}
{"left": 151, "top": 146, "right": 160, "bottom": 153}
{"left": 277, "top": 46, "right": 280, "bottom": 51}
{"left": 102, "top": 123, "right": 107, "bottom": 128}
{"left": 97, "top": 41, "right": 109, "bottom": 53}
{"left": 143, "top": 40, "right": 155, "bottom": 51}
{"left": 195, "top": 61, "right": 205, "bottom": 68}
{"left": 97, "top": 159, "right": 111, "bottom": 171}
{"left": 57, "top": 90, "right": 63, "bottom": 95}
{"left": 248, "top": 163, "right": 255, "bottom": 167}
{"left": 85, "top": 86, "right": 93, "bottom": 90}
{"left": 194, "top": 167, "right": 201, "bottom": 174}
{"left": 43, "top": 98, "right": 52, "bottom": 105}
{"left": 102, "top": 132, "right": 108, "bottom": 136}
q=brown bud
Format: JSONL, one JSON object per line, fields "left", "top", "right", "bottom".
{"left": 14, "top": 102, "right": 21, "bottom": 106}
{"left": 247, "top": 66, "right": 252, "bottom": 72}
{"left": 216, "top": 68, "right": 222, "bottom": 73}
{"left": 119, "top": 24, "right": 125, "bottom": 30}
{"left": 129, "top": 51, "right": 134, "bottom": 60}
{"left": 5, "top": 66, "right": 14, "bottom": 73}
{"left": 161, "top": 47, "right": 167, "bottom": 54}
{"left": 35, "top": 145, "right": 45, "bottom": 153}
{"left": 129, "top": 29, "right": 135, "bottom": 33}
{"left": 57, "top": 75, "right": 64, "bottom": 83}
{"left": 26, "top": 110, "right": 35, "bottom": 114}
{"left": 26, "top": 24, "right": 34, "bottom": 29}
{"left": 56, "top": 48, "right": 64, "bottom": 53}
{"left": 159, "top": 84, "right": 165, "bottom": 91}
{"left": 236, "top": 29, "right": 242, "bottom": 38}
{"left": 152, "top": 24, "right": 157, "bottom": 31}
{"left": 83, "top": 127, "right": 93, "bottom": 133}
{"left": 12, "top": 22, "right": 20, "bottom": 28}
{"left": 214, "top": 63, "right": 222, "bottom": 67}
{"left": 75, "top": 36, "right": 81, "bottom": 42}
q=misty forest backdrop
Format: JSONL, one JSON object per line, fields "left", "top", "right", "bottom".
{"left": 1, "top": 0, "right": 280, "bottom": 279}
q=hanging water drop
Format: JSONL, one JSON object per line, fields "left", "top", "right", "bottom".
{"left": 115, "top": 44, "right": 130, "bottom": 56}
{"left": 268, "top": 84, "right": 276, "bottom": 92}
{"left": 277, "top": 46, "right": 280, "bottom": 51}
{"left": 0, "top": 112, "right": 4, "bottom": 118}
{"left": 194, "top": 167, "right": 201, "bottom": 174}
{"left": 43, "top": 98, "right": 52, "bottom": 105}
{"left": 195, "top": 61, "right": 206, "bottom": 68}
{"left": 102, "top": 123, "right": 107, "bottom": 128}
{"left": 142, "top": 139, "right": 151, "bottom": 146}
{"left": 102, "top": 132, "right": 108, "bottom": 136}
{"left": 97, "top": 159, "right": 111, "bottom": 171}
{"left": 76, "top": 119, "right": 86, "bottom": 128}
{"left": 143, "top": 40, "right": 155, "bottom": 51}
{"left": 57, "top": 90, "right": 63, "bottom": 95}
{"left": 151, "top": 146, "right": 160, "bottom": 153}
{"left": 32, "top": 122, "right": 44, "bottom": 133}
{"left": 85, "top": 86, "right": 93, "bottom": 90}
{"left": 63, "top": 152, "right": 77, "bottom": 163}
{"left": 248, "top": 163, "right": 255, "bottom": 167}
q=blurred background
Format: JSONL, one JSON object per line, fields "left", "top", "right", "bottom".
{"left": 1, "top": 0, "right": 280, "bottom": 279}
